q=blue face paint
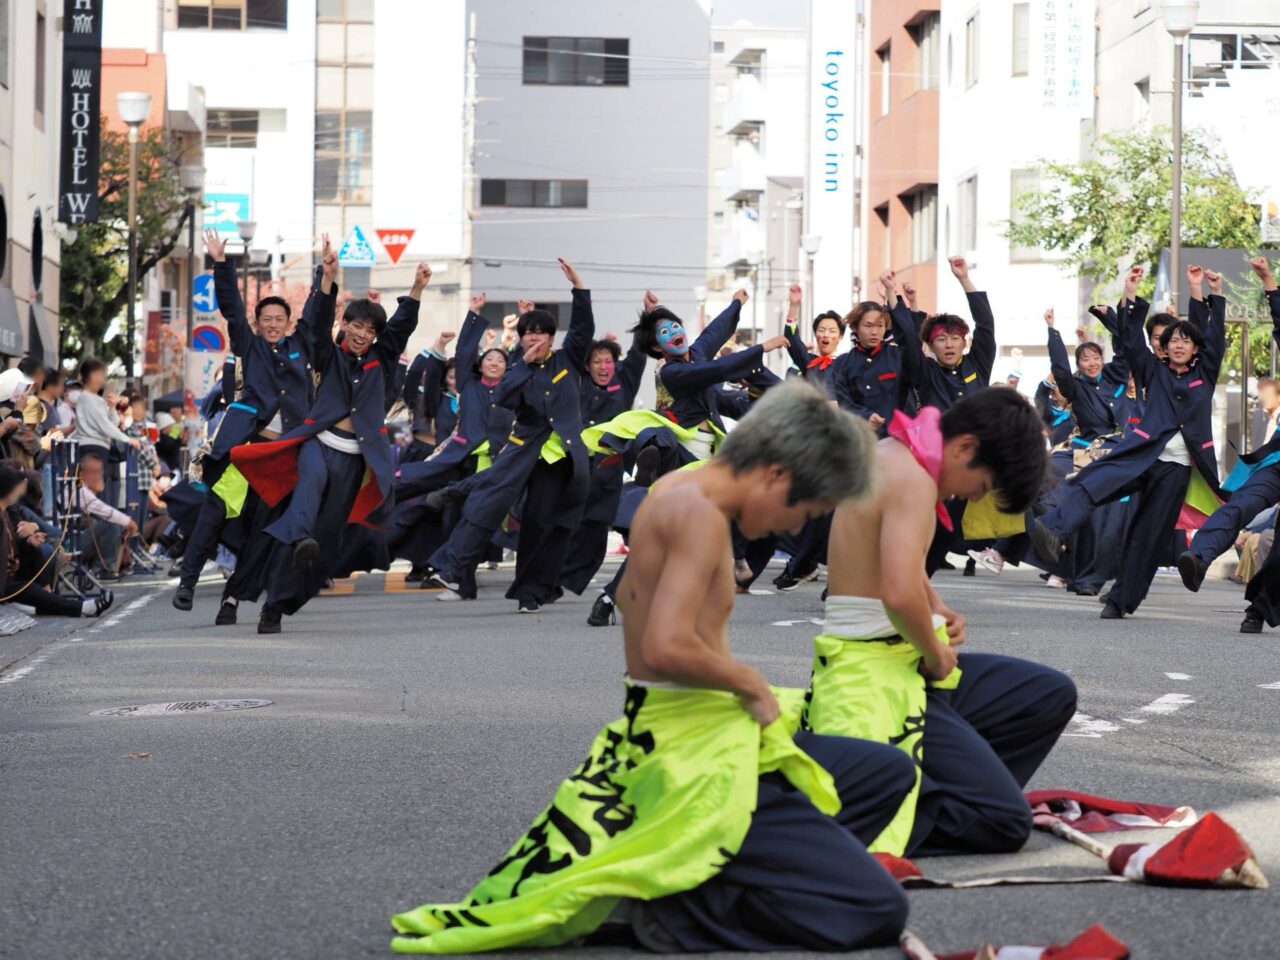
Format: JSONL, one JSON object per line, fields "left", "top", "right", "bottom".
{"left": 656, "top": 319, "right": 688, "bottom": 357}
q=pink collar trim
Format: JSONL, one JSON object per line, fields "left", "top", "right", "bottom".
{"left": 887, "top": 407, "right": 953, "bottom": 531}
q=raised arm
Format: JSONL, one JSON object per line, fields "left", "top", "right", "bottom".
{"left": 616, "top": 330, "right": 649, "bottom": 405}
{"left": 889, "top": 295, "right": 926, "bottom": 389}
{"left": 1044, "top": 310, "right": 1079, "bottom": 406}
{"left": 658, "top": 340, "right": 783, "bottom": 396}
{"left": 379, "top": 263, "right": 430, "bottom": 359}
{"left": 951, "top": 257, "right": 995, "bottom": 384}
{"left": 556, "top": 259, "right": 596, "bottom": 371}
{"left": 454, "top": 295, "right": 491, "bottom": 393}
{"left": 205, "top": 230, "right": 252, "bottom": 357}
{"left": 1087, "top": 305, "right": 1129, "bottom": 383}
{"left": 782, "top": 284, "right": 812, "bottom": 371}
{"left": 691, "top": 291, "right": 747, "bottom": 361}
{"left": 1199, "top": 267, "right": 1227, "bottom": 382}
{"left": 1252, "top": 258, "right": 1280, "bottom": 350}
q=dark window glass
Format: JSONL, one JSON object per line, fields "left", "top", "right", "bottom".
{"left": 505, "top": 179, "right": 534, "bottom": 206}
{"left": 578, "top": 37, "right": 605, "bottom": 85}
{"left": 315, "top": 112, "right": 341, "bottom": 152}
{"left": 211, "top": 5, "right": 241, "bottom": 29}
{"left": 523, "top": 37, "right": 548, "bottom": 84}
{"left": 560, "top": 180, "right": 588, "bottom": 207}
{"left": 345, "top": 110, "right": 372, "bottom": 154}
{"left": 547, "top": 37, "right": 577, "bottom": 84}
{"left": 207, "top": 109, "right": 259, "bottom": 148}
{"left": 479, "top": 180, "right": 505, "bottom": 206}
{"left": 314, "top": 157, "right": 341, "bottom": 201}
{"left": 177, "top": 5, "right": 209, "bottom": 28}
{"left": 246, "top": 0, "right": 287, "bottom": 28}
{"left": 603, "top": 39, "right": 629, "bottom": 85}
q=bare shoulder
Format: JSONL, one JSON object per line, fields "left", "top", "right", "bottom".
{"left": 634, "top": 471, "right": 728, "bottom": 552}
{"left": 877, "top": 440, "right": 936, "bottom": 503}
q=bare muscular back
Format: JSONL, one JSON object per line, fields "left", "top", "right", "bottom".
{"left": 618, "top": 470, "right": 736, "bottom": 681}
{"left": 827, "top": 439, "right": 936, "bottom": 600}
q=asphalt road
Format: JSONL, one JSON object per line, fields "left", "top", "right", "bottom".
{"left": 2, "top": 560, "right": 1277, "bottom": 959}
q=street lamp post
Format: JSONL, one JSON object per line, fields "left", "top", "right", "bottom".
{"left": 801, "top": 234, "right": 822, "bottom": 333}
{"left": 1158, "top": 0, "right": 1199, "bottom": 315}
{"left": 236, "top": 220, "right": 257, "bottom": 305}
{"left": 179, "top": 165, "right": 205, "bottom": 349}
{"left": 116, "top": 91, "right": 152, "bottom": 386}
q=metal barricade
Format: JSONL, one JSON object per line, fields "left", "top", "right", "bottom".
{"left": 49, "top": 438, "right": 99, "bottom": 597}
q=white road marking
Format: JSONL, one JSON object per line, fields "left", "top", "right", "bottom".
{"left": 1140, "top": 692, "right": 1195, "bottom": 715}
{"left": 1122, "top": 718, "right": 1147, "bottom": 724}
{"left": 0, "top": 656, "right": 48, "bottom": 684}
{"left": 770, "top": 618, "right": 825, "bottom": 627}
{"left": 1064, "top": 712, "right": 1121, "bottom": 738}
{"left": 1165, "top": 672, "right": 1193, "bottom": 681}
{"left": 1258, "top": 681, "right": 1280, "bottom": 690}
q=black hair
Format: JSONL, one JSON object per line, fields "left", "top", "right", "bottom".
{"left": 631, "top": 306, "right": 684, "bottom": 359}
{"left": 254, "top": 295, "right": 292, "bottom": 322}
{"left": 588, "top": 339, "right": 622, "bottom": 365}
{"left": 473, "top": 347, "right": 509, "bottom": 379}
{"left": 1159, "top": 319, "right": 1205, "bottom": 352}
{"left": 1074, "top": 341, "right": 1104, "bottom": 366}
{"left": 516, "top": 308, "right": 558, "bottom": 339}
{"left": 17, "top": 356, "right": 42, "bottom": 376}
{"left": 844, "top": 301, "right": 887, "bottom": 329}
{"left": 1144, "top": 312, "right": 1172, "bottom": 338}
{"left": 78, "top": 358, "right": 106, "bottom": 383}
{"left": 940, "top": 388, "right": 1047, "bottom": 514}
{"left": 343, "top": 298, "right": 388, "bottom": 335}
{"left": 811, "top": 310, "right": 844, "bottom": 337}
{"left": 923, "top": 314, "right": 970, "bottom": 341}
{"left": 0, "top": 464, "right": 27, "bottom": 502}
{"left": 41, "top": 369, "right": 64, "bottom": 390}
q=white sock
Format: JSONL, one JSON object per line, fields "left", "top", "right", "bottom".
{"left": 82, "top": 598, "right": 98, "bottom": 616}
{"left": 224, "top": 597, "right": 238, "bottom": 606}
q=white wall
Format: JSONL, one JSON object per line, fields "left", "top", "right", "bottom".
{"left": 163, "top": 0, "right": 317, "bottom": 275}
{"left": 936, "top": 0, "right": 1090, "bottom": 389}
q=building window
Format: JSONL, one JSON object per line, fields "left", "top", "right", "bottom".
{"left": 480, "top": 179, "right": 588, "bottom": 208}
{"left": 314, "top": 110, "right": 373, "bottom": 203}
{"left": 1134, "top": 76, "right": 1151, "bottom": 122}
{"left": 957, "top": 175, "right": 978, "bottom": 252}
{"left": 206, "top": 109, "right": 259, "bottom": 148}
{"left": 34, "top": 10, "right": 46, "bottom": 128}
{"left": 712, "top": 39, "right": 725, "bottom": 53}
{"left": 877, "top": 44, "right": 891, "bottom": 116}
{"left": 1009, "top": 168, "right": 1041, "bottom": 262}
{"left": 1012, "top": 4, "right": 1030, "bottom": 76}
{"left": 964, "top": 14, "right": 980, "bottom": 88}
{"left": 177, "top": 0, "right": 287, "bottom": 30}
{"left": 523, "top": 37, "right": 629, "bottom": 86}
{"left": 908, "top": 187, "right": 937, "bottom": 265}
{"left": 911, "top": 14, "right": 940, "bottom": 91}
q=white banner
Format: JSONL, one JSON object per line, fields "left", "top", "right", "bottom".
{"left": 1032, "top": 0, "right": 1095, "bottom": 118}
{"left": 806, "top": 0, "right": 858, "bottom": 315}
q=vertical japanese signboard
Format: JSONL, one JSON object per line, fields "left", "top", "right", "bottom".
{"left": 58, "top": 0, "right": 105, "bottom": 224}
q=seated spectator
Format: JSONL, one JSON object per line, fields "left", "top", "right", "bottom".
{"left": 76, "top": 453, "right": 137, "bottom": 583}
{"left": 142, "top": 466, "right": 173, "bottom": 548}
{"left": 0, "top": 464, "right": 113, "bottom": 617}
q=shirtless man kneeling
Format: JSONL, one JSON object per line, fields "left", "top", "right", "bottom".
{"left": 391, "top": 381, "right": 915, "bottom": 955}
{"left": 805, "top": 388, "right": 1078, "bottom": 859}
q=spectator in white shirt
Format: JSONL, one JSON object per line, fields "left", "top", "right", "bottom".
{"left": 73, "top": 359, "right": 140, "bottom": 464}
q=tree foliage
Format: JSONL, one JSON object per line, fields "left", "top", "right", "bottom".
{"left": 58, "top": 121, "right": 193, "bottom": 366}
{"left": 1005, "top": 126, "right": 1265, "bottom": 300}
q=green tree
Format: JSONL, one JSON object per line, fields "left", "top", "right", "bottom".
{"left": 1006, "top": 126, "right": 1277, "bottom": 377}
{"left": 58, "top": 121, "right": 193, "bottom": 366}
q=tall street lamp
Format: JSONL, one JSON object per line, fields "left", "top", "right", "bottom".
{"left": 236, "top": 219, "right": 257, "bottom": 304}
{"left": 116, "top": 91, "right": 152, "bottom": 385}
{"left": 179, "top": 164, "right": 205, "bottom": 349}
{"left": 1159, "top": 0, "right": 1199, "bottom": 314}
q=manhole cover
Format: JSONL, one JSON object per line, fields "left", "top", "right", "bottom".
{"left": 91, "top": 699, "right": 273, "bottom": 717}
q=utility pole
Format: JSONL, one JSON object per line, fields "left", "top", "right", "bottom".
{"left": 462, "top": 12, "right": 478, "bottom": 310}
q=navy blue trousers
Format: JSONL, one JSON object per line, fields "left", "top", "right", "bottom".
{"left": 506, "top": 459, "right": 587, "bottom": 605}
{"left": 178, "top": 456, "right": 231, "bottom": 591}
{"left": 631, "top": 732, "right": 912, "bottom": 953}
{"left": 1042, "top": 460, "right": 1191, "bottom": 614}
{"left": 264, "top": 438, "right": 367, "bottom": 615}
{"left": 1190, "top": 464, "right": 1280, "bottom": 564}
{"left": 908, "top": 652, "right": 1077, "bottom": 857}
{"left": 782, "top": 514, "right": 831, "bottom": 579}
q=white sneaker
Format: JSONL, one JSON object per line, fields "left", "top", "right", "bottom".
{"left": 1045, "top": 575, "right": 1067, "bottom": 588}
{"left": 968, "top": 548, "right": 1004, "bottom": 575}
{"left": 435, "top": 589, "right": 466, "bottom": 602}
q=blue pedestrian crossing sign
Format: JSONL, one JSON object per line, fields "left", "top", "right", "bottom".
{"left": 338, "top": 225, "right": 377, "bottom": 267}
{"left": 192, "top": 274, "right": 218, "bottom": 314}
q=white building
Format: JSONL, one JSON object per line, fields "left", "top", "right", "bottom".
{"left": 935, "top": 0, "right": 1094, "bottom": 388}
{"left": 706, "top": 7, "right": 808, "bottom": 352}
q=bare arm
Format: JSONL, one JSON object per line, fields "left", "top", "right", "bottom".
{"left": 636, "top": 506, "right": 778, "bottom": 723}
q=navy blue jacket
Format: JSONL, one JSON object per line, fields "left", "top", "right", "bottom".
{"left": 209, "top": 261, "right": 327, "bottom": 459}
{"left": 1230, "top": 289, "right": 1280, "bottom": 466}
{"left": 833, "top": 340, "right": 904, "bottom": 433}
{"left": 419, "top": 350, "right": 460, "bottom": 441}
{"left": 783, "top": 324, "right": 839, "bottom": 397}
{"left": 660, "top": 300, "right": 768, "bottom": 431}
{"left": 395, "top": 311, "right": 513, "bottom": 498}
{"left": 1073, "top": 295, "right": 1224, "bottom": 503}
{"left": 1035, "top": 380, "right": 1078, "bottom": 446}
{"left": 578, "top": 336, "right": 647, "bottom": 523}
{"left": 242, "top": 290, "right": 419, "bottom": 526}
{"left": 891, "top": 291, "right": 996, "bottom": 411}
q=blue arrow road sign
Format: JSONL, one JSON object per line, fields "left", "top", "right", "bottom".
{"left": 192, "top": 274, "right": 218, "bottom": 314}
